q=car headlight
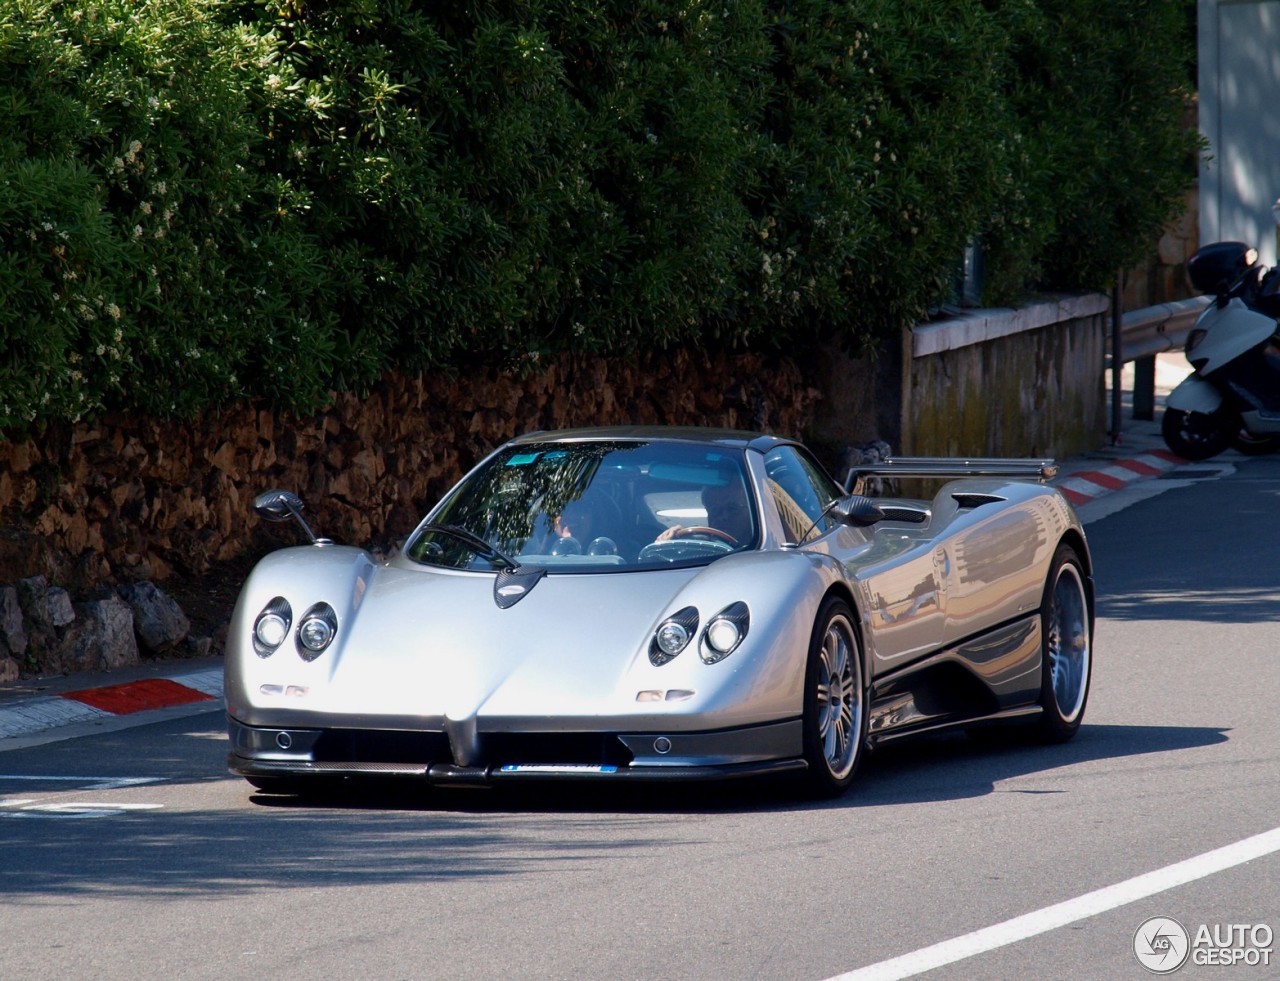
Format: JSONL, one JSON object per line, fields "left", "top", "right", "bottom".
{"left": 296, "top": 603, "right": 338, "bottom": 661}
{"left": 650, "top": 606, "right": 699, "bottom": 666}
{"left": 253, "top": 598, "right": 292, "bottom": 658}
{"left": 702, "top": 602, "right": 750, "bottom": 663}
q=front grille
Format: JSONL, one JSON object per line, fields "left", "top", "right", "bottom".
{"left": 309, "top": 728, "right": 633, "bottom": 768}
{"left": 313, "top": 729, "right": 451, "bottom": 765}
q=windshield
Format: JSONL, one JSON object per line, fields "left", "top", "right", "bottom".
{"left": 405, "top": 440, "right": 759, "bottom": 572}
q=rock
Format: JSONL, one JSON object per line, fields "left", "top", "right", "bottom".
{"left": 0, "top": 585, "right": 26, "bottom": 658}
{"left": 119, "top": 581, "right": 190, "bottom": 656}
{"left": 55, "top": 596, "right": 139, "bottom": 673}
{"left": 86, "top": 596, "right": 141, "bottom": 670}
{"left": 0, "top": 656, "right": 18, "bottom": 683}
{"left": 18, "top": 576, "right": 76, "bottom": 629}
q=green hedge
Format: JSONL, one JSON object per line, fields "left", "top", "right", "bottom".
{"left": 0, "top": 0, "right": 1198, "bottom": 433}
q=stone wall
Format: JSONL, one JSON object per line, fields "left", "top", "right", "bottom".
{"left": 0, "top": 347, "right": 822, "bottom": 598}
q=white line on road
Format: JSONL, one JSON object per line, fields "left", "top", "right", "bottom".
{"left": 829, "top": 825, "right": 1280, "bottom": 981}
{"left": 0, "top": 775, "right": 162, "bottom": 790}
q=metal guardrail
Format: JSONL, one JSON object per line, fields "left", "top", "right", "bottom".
{"left": 1112, "top": 295, "right": 1211, "bottom": 365}
{"left": 1109, "top": 294, "right": 1211, "bottom": 428}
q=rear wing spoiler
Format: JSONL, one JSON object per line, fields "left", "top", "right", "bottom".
{"left": 844, "top": 457, "right": 1059, "bottom": 494}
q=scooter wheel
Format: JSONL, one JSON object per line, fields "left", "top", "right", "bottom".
{"left": 1161, "top": 408, "right": 1233, "bottom": 460}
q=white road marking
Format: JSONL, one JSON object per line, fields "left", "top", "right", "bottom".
{"left": 0, "top": 775, "right": 161, "bottom": 790}
{"left": 830, "top": 825, "right": 1280, "bottom": 981}
{"left": 8, "top": 802, "right": 165, "bottom": 819}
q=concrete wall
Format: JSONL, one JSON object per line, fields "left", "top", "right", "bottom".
{"left": 903, "top": 294, "right": 1109, "bottom": 459}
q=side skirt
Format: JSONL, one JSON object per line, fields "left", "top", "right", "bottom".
{"left": 867, "top": 614, "right": 1043, "bottom": 743}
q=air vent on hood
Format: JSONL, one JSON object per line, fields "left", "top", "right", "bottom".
{"left": 952, "top": 493, "right": 1005, "bottom": 510}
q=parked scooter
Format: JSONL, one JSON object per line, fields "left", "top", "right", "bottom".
{"left": 1162, "top": 242, "right": 1280, "bottom": 460}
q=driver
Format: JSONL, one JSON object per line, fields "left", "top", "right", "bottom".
{"left": 656, "top": 478, "right": 753, "bottom": 544}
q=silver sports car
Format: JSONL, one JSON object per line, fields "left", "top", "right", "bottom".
{"left": 225, "top": 426, "right": 1094, "bottom": 797}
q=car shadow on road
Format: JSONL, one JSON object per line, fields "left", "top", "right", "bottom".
{"left": 843, "top": 721, "right": 1228, "bottom": 806}
{"left": 240, "top": 719, "right": 1228, "bottom": 814}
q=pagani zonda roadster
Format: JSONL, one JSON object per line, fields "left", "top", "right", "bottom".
{"left": 225, "top": 427, "right": 1094, "bottom": 797}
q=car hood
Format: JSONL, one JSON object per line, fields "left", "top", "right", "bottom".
{"left": 276, "top": 562, "right": 702, "bottom": 724}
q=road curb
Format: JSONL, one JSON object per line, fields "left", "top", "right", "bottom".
{"left": 0, "top": 668, "right": 223, "bottom": 742}
{"left": 1053, "top": 448, "right": 1188, "bottom": 506}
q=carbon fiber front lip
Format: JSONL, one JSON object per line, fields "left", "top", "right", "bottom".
{"left": 227, "top": 753, "right": 808, "bottom": 784}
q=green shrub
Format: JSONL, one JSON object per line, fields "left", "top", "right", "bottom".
{"left": 0, "top": 0, "right": 336, "bottom": 430}
{"left": 981, "top": 0, "right": 1200, "bottom": 298}
{"left": 0, "top": 0, "right": 1197, "bottom": 435}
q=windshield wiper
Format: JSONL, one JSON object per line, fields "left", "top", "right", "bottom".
{"left": 420, "top": 523, "right": 521, "bottom": 571}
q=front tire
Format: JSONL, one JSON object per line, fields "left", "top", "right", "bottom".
{"left": 1161, "top": 407, "right": 1233, "bottom": 460}
{"left": 1036, "top": 545, "right": 1093, "bottom": 743}
{"left": 801, "top": 597, "right": 867, "bottom": 796}
{"left": 1231, "top": 431, "right": 1280, "bottom": 455}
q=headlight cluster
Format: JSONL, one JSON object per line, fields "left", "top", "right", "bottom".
{"left": 649, "top": 602, "right": 750, "bottom": 666}
{"left": 252, "top": 597, "right": 338, "bottom": 660}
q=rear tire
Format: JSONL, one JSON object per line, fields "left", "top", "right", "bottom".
{"left": 1161, "top": 407, "right": 1232, "bottom": 460}
{"left": 1035, "top": 545, "right": 1092, "bottom": 743}
{"left": 801, "top": 598, "right": 867, "bottom": 797}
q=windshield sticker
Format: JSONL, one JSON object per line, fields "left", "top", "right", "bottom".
{"left": 505, "top": 452, "right": 541, "bottom": 466}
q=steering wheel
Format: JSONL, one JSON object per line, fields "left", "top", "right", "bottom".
{"left": 670, "top": 525, "right": 738, "bottom": 545}
{"left": 637, "top": 537, "right": 735, "bottom": 563}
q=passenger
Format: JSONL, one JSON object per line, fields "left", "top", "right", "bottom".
{"left": 551, "top": 499, "right": 618, "bottom": 556}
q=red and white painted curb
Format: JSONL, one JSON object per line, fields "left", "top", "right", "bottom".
{"left": 0, "top": 668, "right": 223, "bottom": 742}
{"left": 1053, "top": 449, "right": 1188, "bottom": 506}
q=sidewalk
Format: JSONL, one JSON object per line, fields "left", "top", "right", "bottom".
{"left": 0, "top": 355, "right": 1198, "bottom": 747}
{"left": 1050, "top": 353, "right": 1193, "bottom": 507}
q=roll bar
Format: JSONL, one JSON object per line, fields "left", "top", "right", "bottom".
{"left": 844, "top": 456, "right": 1058, "bottom": 494}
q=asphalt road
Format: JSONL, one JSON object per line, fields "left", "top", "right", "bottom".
{"left": 2, "top": 454, "right": 1278, "bottom": 981}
